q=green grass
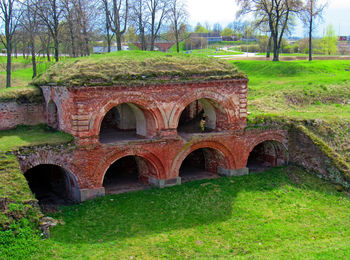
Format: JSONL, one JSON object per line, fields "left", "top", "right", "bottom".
{"left": 33, "top": 51, "right": 245, "bottom": 87}
{"left": 11, "top": 167, "right": 347, "bottom": 259}
{"left": 0, "top": 85, "right": 44, "bottom": 103}
{"left": 0, "top": 125, "right": 74, "bottom": 153}
{"left": 232, "top": 60, "right": 350, "bottom": 165}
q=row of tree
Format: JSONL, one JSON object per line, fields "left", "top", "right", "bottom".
{"left": 0, "top": 0, "right": 188, "bottom": 88}
{"left": 0, "top": 0, "right": 330, "bottom": 88}
{"left": 235, "top": 0, "right": 327, "bottom": 61}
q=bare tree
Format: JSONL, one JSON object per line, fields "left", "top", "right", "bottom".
{"left": 236, "top": 0, "right": 302, "bottom": 61}
{"left": 300, "top": 0, "right": 327, "bottom": 61}
{"left": 34, "top": 0, "right": 63, "bottom": 62}
{"left": 169, "top": 0, "right": 187, "bottom": 53}
{"left": 108, "top": 0, "right": 128, "bottom": 50}
{"left": 146, "top": 0, "right": 168, "bottom": 51}
{"left": 0, "top": 0, "right": 22, "bottom": 88}
{"left": 130, "top": 0, "right": 148, "bottom": 50}
{"left": 62, "top": 0, "right": 77, "bottom": 56}
{"left": 21, "top": 0, "right": 39, "bottom": 77}
{"left": 75, "top": 0, "right": 93, "bottom": 55}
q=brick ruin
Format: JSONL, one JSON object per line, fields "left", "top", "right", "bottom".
{"left": 9, "top": 77, "right": 290, "bottom": 204}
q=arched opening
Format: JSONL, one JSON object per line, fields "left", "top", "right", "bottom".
{"left": 99, "top": 103, "right": 150, "bottom": 143}
{"left": 47, "top": 100, "right": 58, "bottom": 129}
{"left": 24, "top": 164, "right": 80, "bottom": 209}
{"left": 248, "top": 140, "right": 288, "bottom": 173}
{"left": 179, "top": 148, "right": 226, "bottom": 182}
{"left": 103, "top": 155, "right": 156, "bottom": 194}
{"left": 177, "top": 98, "right": 226, "bottom": 135}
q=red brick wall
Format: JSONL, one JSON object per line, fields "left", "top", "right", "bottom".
{"left": 40, "top": 79, "right": 248, "bottom": 141}
{"left": 0, "top": 102, "right": 46, "bottom": 130}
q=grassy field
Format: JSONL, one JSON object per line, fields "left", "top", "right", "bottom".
{"left": 231, "top": 60, "right": 350, "bottom": 164}
{"left": 0, "top": 125, "right": 73, "bottom": 153}
{"left": 0, "top": 53, "right": 350, "bottom": 259}
{"left": 1, "top": 166, "right": 348, "bottom": 259}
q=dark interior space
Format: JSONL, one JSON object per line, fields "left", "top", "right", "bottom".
{"left": 247, "top": 141, "right": 287, "bottom": 173}
{"left": 179, "top": 149, "right": 217, "bottom": 182}
{"left": 99, "top": 105, "right": 140, "bottom": 143}
{"left": 25, "top": 164, "right": 75, "bottom": 210}
{"left": 178, "top": 100, "right": 213, "bottom": 134}
{"left": 103, "top": 156, "right": 150, "bottom": 194}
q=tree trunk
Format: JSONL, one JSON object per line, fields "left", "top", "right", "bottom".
{"left": 54, "top": 35, "right": 59, "bottom": 62}
{"left": 6, "top": 42, "right": 12, "bottom": 88}
{"left": 308, "top": 14, "right": 313, "bottom": 61}
{"left": 30, "top": 35, "right": 37, "bottom": 78}
{"left": 116, "top": 33, "right": 122, "bottom": 51}
{"left": 272, "top": 36, "right": 279, "bottom": 61}
{"left": 47, "top": 46, "right": 51, "bottom": 62}
{"left": 266, "top": 36, "right": 272, "bottom": 58}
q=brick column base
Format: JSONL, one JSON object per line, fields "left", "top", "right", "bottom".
{"left": 218, "top": 167, "right": 249, "bottom": 177}
{"left": 149, "top": 176, "right": 181, "bottom": 188}
{"left": 79, "top": 187, "right": 105, "bottom": 202}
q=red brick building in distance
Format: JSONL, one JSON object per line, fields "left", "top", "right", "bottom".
{"left": 14, "top": 55, "right": 288, "bottom": 203}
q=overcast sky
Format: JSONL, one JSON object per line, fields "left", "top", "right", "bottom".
{"left": 187, "top": 0, "right": 350, "bottom": 37}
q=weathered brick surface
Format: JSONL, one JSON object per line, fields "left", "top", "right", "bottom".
{"left": 11, "top": 79, "right": 292, "bottom": 201}
{"left": 41, "top": 79, "right": 248, "bottom": 139}
{"left": 0, "top": 102, "right": 46, "bottom": 130}
{"left": 15, "top": 129, "right": 288, "bottom": 191}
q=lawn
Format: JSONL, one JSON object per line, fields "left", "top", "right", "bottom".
{"left": 1, "top": 53, "right": 350, "bottom": 259}
{"left": 2, "top": 166, "right": 348, "bottom": 259}
{"left": 231, "top": 60, "right": 350, "bottom": 163}
{"left": 0, "top": 125, "right": 73, "bottom": 153}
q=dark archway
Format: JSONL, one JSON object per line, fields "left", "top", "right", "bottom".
{"left": 179, "top": 148, "right": 226, "bottom": 182}
{"left": 178, "top": 99, "right": 219, "bottom": 134}
{"left": 47, "top": 100, "right": 58, "bottom": 129}
{"left": 248, "top": 141, "right": 288, "bottom": 173}
{"left": 103, "top": 156, "right": 156, "bottom": 194}
{"left": 25, "top": 165, "right": 80, "bottom": 209}
{"left": 99, "top": 103, "right": 147, "bottom": 143}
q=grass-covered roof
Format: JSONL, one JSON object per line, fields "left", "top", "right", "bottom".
{"left": 32, "top": 51, "right": 247, "bottom": 87}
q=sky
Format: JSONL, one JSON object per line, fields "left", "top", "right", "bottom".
{"left": 187, "top": 0, "right": 350, "bottom": 37}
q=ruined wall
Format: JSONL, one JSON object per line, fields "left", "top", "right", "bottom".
{"left": 0, "top": 102, "right": 46, "bottom": 130}
{"left": 40, "top": 79, "right": 248, "bottom": 142}
{"left": 288, "top": 127, "right": 350, "bottom": 188}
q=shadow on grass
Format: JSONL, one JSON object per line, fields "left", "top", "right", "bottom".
{"left": 48, "top": 166, "right": 346, "bottom": 245}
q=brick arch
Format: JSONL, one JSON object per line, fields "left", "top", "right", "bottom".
{"left": 168, "top": 90, "right": 237, "bottom": 129}
{"left": 92, "top": 94, "right": 166, "bottom": 137}
{"left": 247, "top": 132, "right": 288, "bottom": 154}
{"left": 243, "top": 131, "right": 289, "bottom": 167}
{"left": 170, "top": 140, "right": 236, "bottom": 178}
{"left": 96, "top": 148, "right": 166, "bottom": 186}
{"left": 22, "top": 163, "right": 81, "bottom": 202}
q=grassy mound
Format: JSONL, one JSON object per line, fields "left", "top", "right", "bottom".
{"left": 6, "top": 166, "right": 347, "bottom": 259}
{"left": 33, "top": 51, "right": 246, "bottom": 87}
{"left": 0, "top": 85, "right": 44, "bottom": 104}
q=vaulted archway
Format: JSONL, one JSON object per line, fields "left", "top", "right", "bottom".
{"left": 99, "top": 102, "right": 156, "bottom": 143}
{"left": 102, "top": 155, "right": 157, "bottom": 194}
{"left": 247, "top": 140, "right": 288, "bottom": 173}
{"left": 177, "top": 98, "right": 228, "bottom": 134}
{"left": 25, "top": 164, "right": 80, "bottom": 208}
{"left": 179, "top": 147, "right": 227, "bottom": 182}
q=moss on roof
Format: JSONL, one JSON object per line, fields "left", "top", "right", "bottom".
{"left": 32, "top": 52, "right": 247, "bottom": 87}
{"left": 0, "top": 86, "right": 44, "bottom": 104}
